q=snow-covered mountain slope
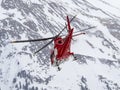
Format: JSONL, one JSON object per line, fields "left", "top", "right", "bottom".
{"left": 0, "top": 0, "right": 120, "bottom": 90}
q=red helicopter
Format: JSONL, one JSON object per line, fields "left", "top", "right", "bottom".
{"left": 11, "top": 15, "right": 95, "bottom": 70}
{"left": 50, "top": 16, "right": 85, "bottom": 68}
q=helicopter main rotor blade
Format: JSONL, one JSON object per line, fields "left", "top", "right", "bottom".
{"left": 60, "top": 26, "right": 96, "bottom": 37}
{"left": 10, "top": 36, "right": 55, "bottom": 43}
{"left": 79, "top": 26, "right": 96, "bottom": 32}
{"left": 34, "top": 39, "right": 54, "bottom": 55}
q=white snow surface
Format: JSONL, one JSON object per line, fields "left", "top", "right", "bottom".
{"left": 0, "top": 0, "right": 120, "bottom": 90}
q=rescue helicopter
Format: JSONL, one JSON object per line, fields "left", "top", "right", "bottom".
{"left": 10, "top": 15, "right": 95, "bottom": 70}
